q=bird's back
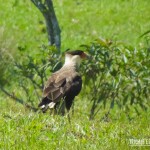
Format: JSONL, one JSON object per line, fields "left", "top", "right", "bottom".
{"left": 38, "top": 65, "right": 82, "bottom": 112}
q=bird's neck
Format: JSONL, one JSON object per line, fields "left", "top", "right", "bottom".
{"left": 63, "top": 62, "right": 78, "bottom": 71}
{"left": 64, "top": 55, "right": 81, "bottom": 70}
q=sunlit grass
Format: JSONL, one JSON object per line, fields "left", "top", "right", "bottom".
{"left": 0, "top": 101, "right": 149, "bottom": 149}
{"left": 0, "top": 0, "right": 150, "bottom": 51}
{"left": 55, "top": 0, "right": 150, "bottom": 50}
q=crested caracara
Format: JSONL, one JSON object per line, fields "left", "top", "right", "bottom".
{"left": 38, "top": 50, "right": 89, "bottom": 114}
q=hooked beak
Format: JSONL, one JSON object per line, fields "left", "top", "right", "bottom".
{"left": 81, "top": 52, "right": 91, "bottom": 60}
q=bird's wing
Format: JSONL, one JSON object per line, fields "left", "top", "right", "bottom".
{"left": 43, "top": 70, "right": 81, "bottom": 103}
{"left": 64, "top": 75, "right": 82, "bottom": 110}
{"left": 65, "top": 75, "right": 82, "bottom": 97}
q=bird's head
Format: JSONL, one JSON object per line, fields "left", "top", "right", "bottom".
{"left": 64, "top": 50, "right": 90, "bottom": 67}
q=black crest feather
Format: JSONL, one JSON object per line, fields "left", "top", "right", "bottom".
{"left": 66, "top": 50, "right": 84, "bottom": 56}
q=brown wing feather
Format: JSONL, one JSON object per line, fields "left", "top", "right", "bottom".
{"left": 42, "top": 69, "right": 80, "bottom": 103}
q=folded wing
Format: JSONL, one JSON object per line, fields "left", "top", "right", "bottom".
{"left": 38, "top": 70, "right": 82, "bottom": 111}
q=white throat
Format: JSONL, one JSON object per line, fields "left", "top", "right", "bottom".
{"left": 64, "top": 54, "right": 81, "bottom": 67}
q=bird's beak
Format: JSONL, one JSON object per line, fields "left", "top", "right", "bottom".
{"left": 81, "top": 52, "right": 91, "bottom": 59}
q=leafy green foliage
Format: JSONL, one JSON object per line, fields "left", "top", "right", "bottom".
{"left": 4, "top": 45, "right": 61, "bottom": 107}
{"left": 81, "top": 38, "right": 150, "bottom": 119}
{"left": 1, "top": 37, "right": 150, "bottom": 119}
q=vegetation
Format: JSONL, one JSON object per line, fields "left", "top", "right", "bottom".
{"left": 81, "top": 38, "right": 150, "bottom": 120}
{"left": 0, "top": 0, "right": 150, "bottom": 149}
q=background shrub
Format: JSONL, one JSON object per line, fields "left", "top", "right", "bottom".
{"left": 81, "top": 38, "right": 150, "bottom": 119}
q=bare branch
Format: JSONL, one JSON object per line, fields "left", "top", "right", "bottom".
{"left": 0, "top": 86, "right": 38, "bottom": 112}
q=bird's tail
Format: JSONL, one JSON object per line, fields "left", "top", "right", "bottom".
{"left": 38, "top": 97, "right": 56, "bottom": 113}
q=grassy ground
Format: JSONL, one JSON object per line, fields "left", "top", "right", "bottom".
{"left": 0, "top": 100, "right": 150, "bottom": 150}
{"left": 0, "top": 0, "right": 150, "bottom": 149}
{"left": 0, "top": 0, "right": 150, "bottom": 51}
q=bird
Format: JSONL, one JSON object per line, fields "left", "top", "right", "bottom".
{"left": 38, "top": 50, "right": 89, "bottom": 115}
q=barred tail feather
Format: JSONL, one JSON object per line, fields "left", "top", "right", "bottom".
{"left": 38, "top": 97, "right": 55, "bottom": 113}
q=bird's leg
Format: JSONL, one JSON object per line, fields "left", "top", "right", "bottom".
{"left": 66, "top": 109, "right": 71, "bottom": 123}
{"left": 58, "top": 100, "right": 65, "bottom": 115}
{"left": 71, "top": 101, "right": 74, "bottom": 116}
{"left": 51, "top": 107, "right": 57, "bottom": 116}
{"left": 53, "top": 102, "right": 60, "bottom": 115}
{"left": 65, "top": 98, "right": 74, "bottom": 123}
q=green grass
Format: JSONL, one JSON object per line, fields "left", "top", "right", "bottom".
{"left": 0, "top": 97, "right": 150, "bottom": 149}
{"left": 0, "top": 0, "right": 150, "bottom": 149}
{"left": 55, "top": 0, "right": 150, "bottom": 49}
{"left": 0, "top": 0, "right": 150, "bottom": 51}
{"left": 0, "top": 102, "right": 150, "bottom": 150}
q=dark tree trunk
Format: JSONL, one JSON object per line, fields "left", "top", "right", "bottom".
{"left": 31, "top": 0, "right": 61, "bottom": 53}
